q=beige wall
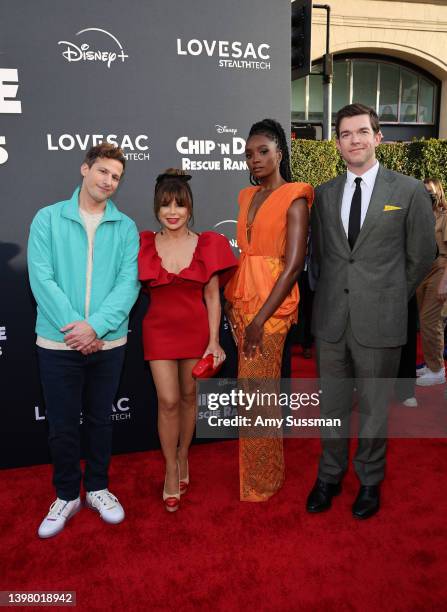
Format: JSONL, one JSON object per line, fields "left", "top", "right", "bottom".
{"left": 310, "top": 0, "right": 447, "bottom": 136}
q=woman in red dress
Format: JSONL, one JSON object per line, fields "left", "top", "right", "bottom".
{"left": 138, "top": 169, "right": 237, "bottom": 512}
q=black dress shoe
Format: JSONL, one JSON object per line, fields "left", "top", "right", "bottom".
{"left": 306, "top": 478, "right": 342, "bottom": 513}
{"left": 352, "top": 485, "right": 380, "bottom": 519}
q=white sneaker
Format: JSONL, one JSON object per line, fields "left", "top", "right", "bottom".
{"left": 85, "top": 489, "right": 125, "bottom": 524}
{"left": 38, "top": 497, "right": 81, "bottom": 539}
{"left": 402, "top": 397, "right": 418, "bottom": 407}
{"left": 416, "top": 368, "right": 446, "bottom": 386}
{"left": 416, "top": 366, "right": 429, "bottom": 377}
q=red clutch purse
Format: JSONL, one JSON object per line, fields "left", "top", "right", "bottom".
{"left": 192, "top": 354, "right": 224, "bottom": 379}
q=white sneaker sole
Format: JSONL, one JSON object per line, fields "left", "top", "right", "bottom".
{"left": 38, "top": 500, "right": 81, "bottom": 539}
{"left": 403, "top": 398, "right": 418, "bottom": 407}
{"left": 85, "top": 498, "right": 125, "bottom": 524}
{"left": 416, "top": 377, "right": 446, "bottom": 387}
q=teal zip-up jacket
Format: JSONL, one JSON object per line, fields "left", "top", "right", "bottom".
{"left": 27, "top": 187, "right": 140, "bottom": 341}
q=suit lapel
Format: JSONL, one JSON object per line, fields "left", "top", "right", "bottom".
{"left": 352, "top": 165, "right": 394, "bottom": 254}
{"left": 328, "top": 173, "right": 350, "bottom": 253}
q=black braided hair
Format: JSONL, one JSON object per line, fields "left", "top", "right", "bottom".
{"left": 247, "top": 118, "right": 292, "bottom": 185}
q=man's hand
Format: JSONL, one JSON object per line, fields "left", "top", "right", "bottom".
{"left": 61, "top": 321, "right": 97, "bottom": 350}
{"left": 80, "top": 339, "right": 105, "bottom": 355}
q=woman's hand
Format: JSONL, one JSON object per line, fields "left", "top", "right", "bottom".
{"left": 243, "top": 318, "right": 264, "bottom": 360}
{"left": 203, "top": 341, "right": 226, "bottom": 368}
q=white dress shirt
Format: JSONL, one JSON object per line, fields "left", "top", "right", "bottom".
{"left": 341, "top": 161, "right": 380, "bottom": 236}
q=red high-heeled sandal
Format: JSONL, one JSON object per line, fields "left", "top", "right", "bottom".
{"left": 179, "top": 459, "right": 189, "bottom": 496}
{"left": 163, "top": 463, "right": 180, "bottom": 512}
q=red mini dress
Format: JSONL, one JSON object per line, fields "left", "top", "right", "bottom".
{"left": 138, "top": 231, "right": 238, "bottom": 360}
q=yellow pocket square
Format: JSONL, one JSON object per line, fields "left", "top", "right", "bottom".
{"left": 383, "top": 205, "right": 402, "bottom": 211}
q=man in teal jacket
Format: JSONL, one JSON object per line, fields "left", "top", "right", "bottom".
{"left": 28, "top": 143, "right": 140, "bottom": 538}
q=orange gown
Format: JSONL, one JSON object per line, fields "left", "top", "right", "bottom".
{"left": 225, "top": 182, "right": 314, "bottom": 501}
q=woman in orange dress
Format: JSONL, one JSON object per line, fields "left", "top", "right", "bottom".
{"left": 225, "top": 119, "right": 313, "bottom": 501}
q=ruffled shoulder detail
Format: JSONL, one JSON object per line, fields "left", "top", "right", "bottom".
{"left": 138, "top": 231, "right": 162, "bottom": 284}
{"left": 138, "top": 230, "right": 238, "bottom": 288}
{"left": 181, "top": 231, "right": 238, "bottom": 287}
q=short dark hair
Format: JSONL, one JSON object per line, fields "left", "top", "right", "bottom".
{"left": 154, "top": 168, "right": 194, "bottom": 224}
{"left": 335, "top": 103, "right": 380, "bottom": 137}
{"left": 82, "top": 143, "right": 126, "bottom": 173}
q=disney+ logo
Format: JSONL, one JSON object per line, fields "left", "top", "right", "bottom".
{"left": 58, "top": 28, "right": 128, "bottom": 68}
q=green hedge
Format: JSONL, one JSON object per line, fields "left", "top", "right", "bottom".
{"left": 290, "top": 138, "right": 447, "bottom": 187}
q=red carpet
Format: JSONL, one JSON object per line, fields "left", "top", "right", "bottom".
{"left": 1, "top": 349, "right": 446, "bottom": 611}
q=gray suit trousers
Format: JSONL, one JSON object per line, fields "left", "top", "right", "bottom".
{"left": 316, "top": 318, "right": 402, "bottom": 486}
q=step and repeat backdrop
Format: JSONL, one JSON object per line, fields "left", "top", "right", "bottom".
{"left": 0, "top": 0, "right": 290, "bottom": 468}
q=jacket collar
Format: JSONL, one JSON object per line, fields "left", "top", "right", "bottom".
{"left": 61, "top": 187, "right": 122, "bottom": 223}
{"left": 328, "top": 164, "right": 396, "bottom": 254}
{"left": 346, "top": 160, "right": 380, "bottom": 190}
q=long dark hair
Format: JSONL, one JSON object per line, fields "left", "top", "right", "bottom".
{"left": 247, "top": 118, "right": 292, "bottom": 185}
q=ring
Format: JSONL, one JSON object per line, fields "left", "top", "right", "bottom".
{"left": 252, "top": 345, "right": 256, "bottom": 349}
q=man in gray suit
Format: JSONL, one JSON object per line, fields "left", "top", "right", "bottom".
{"left": 307, "top": 103, "right": 435, "bottom": 519}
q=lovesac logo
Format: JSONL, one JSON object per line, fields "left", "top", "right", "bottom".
{"left": 111, "top": 397, "right": 131, "bottom": 422}
{"left": 58, "top": 28, "right": 129, "bottom": 68}
{"left": 47, "top": 133, "right": 150, "bottom": 161}
{"left": 177, "top": 38, "right": 271, "bottom": 70}
{"left": 34, "top": 397, "right": 132, "bottom": 423}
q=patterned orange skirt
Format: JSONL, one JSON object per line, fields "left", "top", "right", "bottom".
{"left": 229, "top": 307, "right": 290, "bottom": 502}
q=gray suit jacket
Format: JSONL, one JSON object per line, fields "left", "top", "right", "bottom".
{"left": 311, "top": 165, "right": 435, "bottom": 347}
